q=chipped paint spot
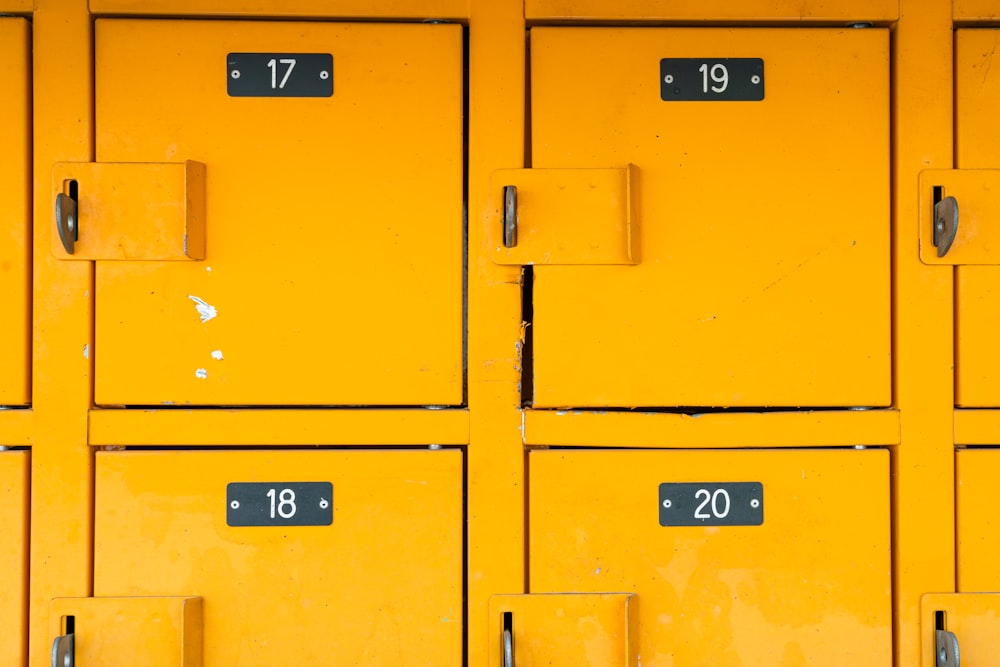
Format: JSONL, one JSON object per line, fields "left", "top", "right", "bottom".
{"left": 595, "top": 567, "right": 601, "bottom": 575}
{"left": 188, "top": 295, "right": 217, "bottom": 323}
{"left": 211, "top": 350, "right": 224, "bottom": 361}
{"left": 83, "top": 344, "right": 89, "bottom": 359}
{"left": 195, "top": 368, "right": 208, "bottom": 379}
{"left": 206, "top": 266, "right": 212, "bottom": 272}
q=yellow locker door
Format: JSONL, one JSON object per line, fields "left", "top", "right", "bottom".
{"left": 80, "top": 20, "right": 463, "bottom": 406}
{"left": 957, "top": 448, "right": 1000, "bottom": 591}
{"left": 0, "top": 18, "right": 31, "bottom": 405}
{"left": 0, "top": 451, "right": 29, "bottom": 666}
{"left": 529, "top": 449, "right": 891, "bottom": 667}
{"left": 955, "top": 30, "right": 1000, "bottom": 406}
{"left": 520, "top": 28, "right": 889, "bottom": 408}
{"left": 932, "top": 448, "right": 1000, "bottom": 667}
{"left": 89, "top": 450, "right": 462, "bottom": 665}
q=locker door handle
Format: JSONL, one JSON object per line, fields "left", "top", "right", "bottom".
{"left": 55, "top": 191, "right": 78, "bottom": 255}
{"left": 502, "top": 611, "right": 514, "bottom": 667}
{"left": 502, "top": 185, "right": 517, "bottom": 248}
{"left": 51, "top": 633, "right": 74, "bottom": 667}
{"left": 933, "top": 194, "right": 958, "bottom": 258}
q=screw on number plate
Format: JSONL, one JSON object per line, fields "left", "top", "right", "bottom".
{"left": 230, "top": 500, "right": 240, "bottom": 509}
{"left": 662, "top": 499, "right": 672, "bottom": 508}
{"left": 319, "top": 498, "right": 329, "bottom": 509}
{"left": 230, "top": 69, "right": 241, "bottom": 79}
{"left": 750, "top": 499, "right": 760, "bottom": 508}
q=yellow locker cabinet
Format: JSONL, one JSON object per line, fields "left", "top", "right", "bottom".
{"left": 85, "top": 450, "right": 462, "bottom": 666}
{"left": 955, "top": 30, "right": 1000, "bottom": 406}
{"left": 76, "top": 20, "right": 463, "bottom": 406}
{"left": 0, "top": 18, "right": 31, "bottom": 405}
{"left": 517, "top": 28, "right": 889, "bottom": 408}
{"left": 529, "top": 449, "right": 891, "bottom": 667}
{"left": 0, "top": 451, "right": 29, "bottom": 667}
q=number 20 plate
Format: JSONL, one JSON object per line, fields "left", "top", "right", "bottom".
{"left": 227, "top": 482, "right": 333, "bottom": 527}
{"left": 659, "top": 482, "right": 763, "bottom": 526}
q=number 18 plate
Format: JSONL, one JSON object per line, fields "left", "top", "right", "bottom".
{"left": 659, "top": 482, "right": 764, "bottom": 526}
{"left": 227, "top": 481, "right": 333, "bottom": 527}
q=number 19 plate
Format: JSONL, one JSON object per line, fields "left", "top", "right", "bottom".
{"left": 660, "top": 58, "right": 764, "bottom": 101}
{"left": 227, "top": 481, "right": 333, "bottom": 526}
{"left": 659, "top": 482, "right": 763, "bottom": 526}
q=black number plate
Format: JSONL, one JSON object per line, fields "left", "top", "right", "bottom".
{"left": 227, "top": 53, "right": 333, "bottom": 98}
{"left": 659, "top": 482, "right": 763, "bottom": 526}
{"left": 660, "top": 58, "right": 764, "bottom": 101}
{"left": 227, "top": 482, "right": 333, "bottom": 526}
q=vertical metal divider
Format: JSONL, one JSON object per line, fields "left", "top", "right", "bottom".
{"left": 891, "top": 3, "right": 957, "bottom": 667}
{"left": 29, "top": 1, "right": 96, "bottom": 666}
{"left": 467, "top": 1, "right": 527, "bottom": 666}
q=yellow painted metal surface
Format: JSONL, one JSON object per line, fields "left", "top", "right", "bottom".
{"left": 94, "top": 450, "right": 462, "bottom": 665}
{"left": 93, "top": 20, "right": 463, "bottom": 406}
{"left": 488, "top": 594, "right": 638, "bottom": 667}
{"left": 954, "top": 410, "right": 1000, "bottom": 445}
{"left": 524, "top": 408, "right": 900, "bottom": 447}
{"left": 89, "top": 0, "right": 470, "bottom": 18}
{"left": 29, "top": 2, "right": 96, "bottom": 666}
{"left": 52, "top": 162, "right": 206, "bottom": 260}
{"left": 891, "top": 3, "right": 956, "bottom": 666}
{"left": 491, "top": 167, "right": 638, "bottom": 265}
{"left": 49, "top": 597, "right": 202, "bottom": 667}
{"left": 529, "top": 28, "right": 890, "bottom": 408}
{"left": 525, "top": 0, "right": 898, "bottom": 22}
{"left": 954, "top": 0, "right": 1000, "bottom": 20}
{"left": 17, "top": 3, "right": 968, "bottom": 667}
{"left": 89, "top": 408, "right": 469, "bottom": 446}
{"left": 956, "top": 30, "right": 1000, "bottom": 407}
{"left": 0, "top": 18, "right": 31, "bottom": 406}
{"left": 921, "top": 594, "right": 1000, "bottom": 667}
{"left": 919, "top": 169, "right": 1000, "bottom": 264}
{"left": 0, "top": 451, "right": 29, "bottom": 667}
{"left": 530, "top": 449, "right": 891, "bottom": 667}
{"left": 466, "top": 3, "right": 529, "bottom": 666}
{"left": 956, "top": 449, "right": 1000, "bottom": 591}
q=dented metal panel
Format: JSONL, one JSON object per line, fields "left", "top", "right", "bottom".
{"left": 528, "top": 28, "right": 890, "bottom": 408}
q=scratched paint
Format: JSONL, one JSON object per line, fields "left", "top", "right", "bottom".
{"left": 211, "top": 350, "right": 224, "bottom": 361}
{"left": 83, "top": 344, "right": 89, "bottom": 359}
{"left": 195, "top": 368, "right": 208, "bottom": 379}
{"left": 188, "top": 295, "right": 217, "bottom": 323}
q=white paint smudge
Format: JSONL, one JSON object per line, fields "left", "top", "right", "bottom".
{"left": 188, "top": 295, "right": 217, "bottom": 323}
{"left": 83, "top": 344, "right": 89, "bottom": 359}
{"left": 206, "top": 266, "right": 212, "bottom": 272}
{"left": 195, "top": 368, "right": 208, "bottom": 379}
{"left": 211, "top": 350, "right": 224, "bottom": 361}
